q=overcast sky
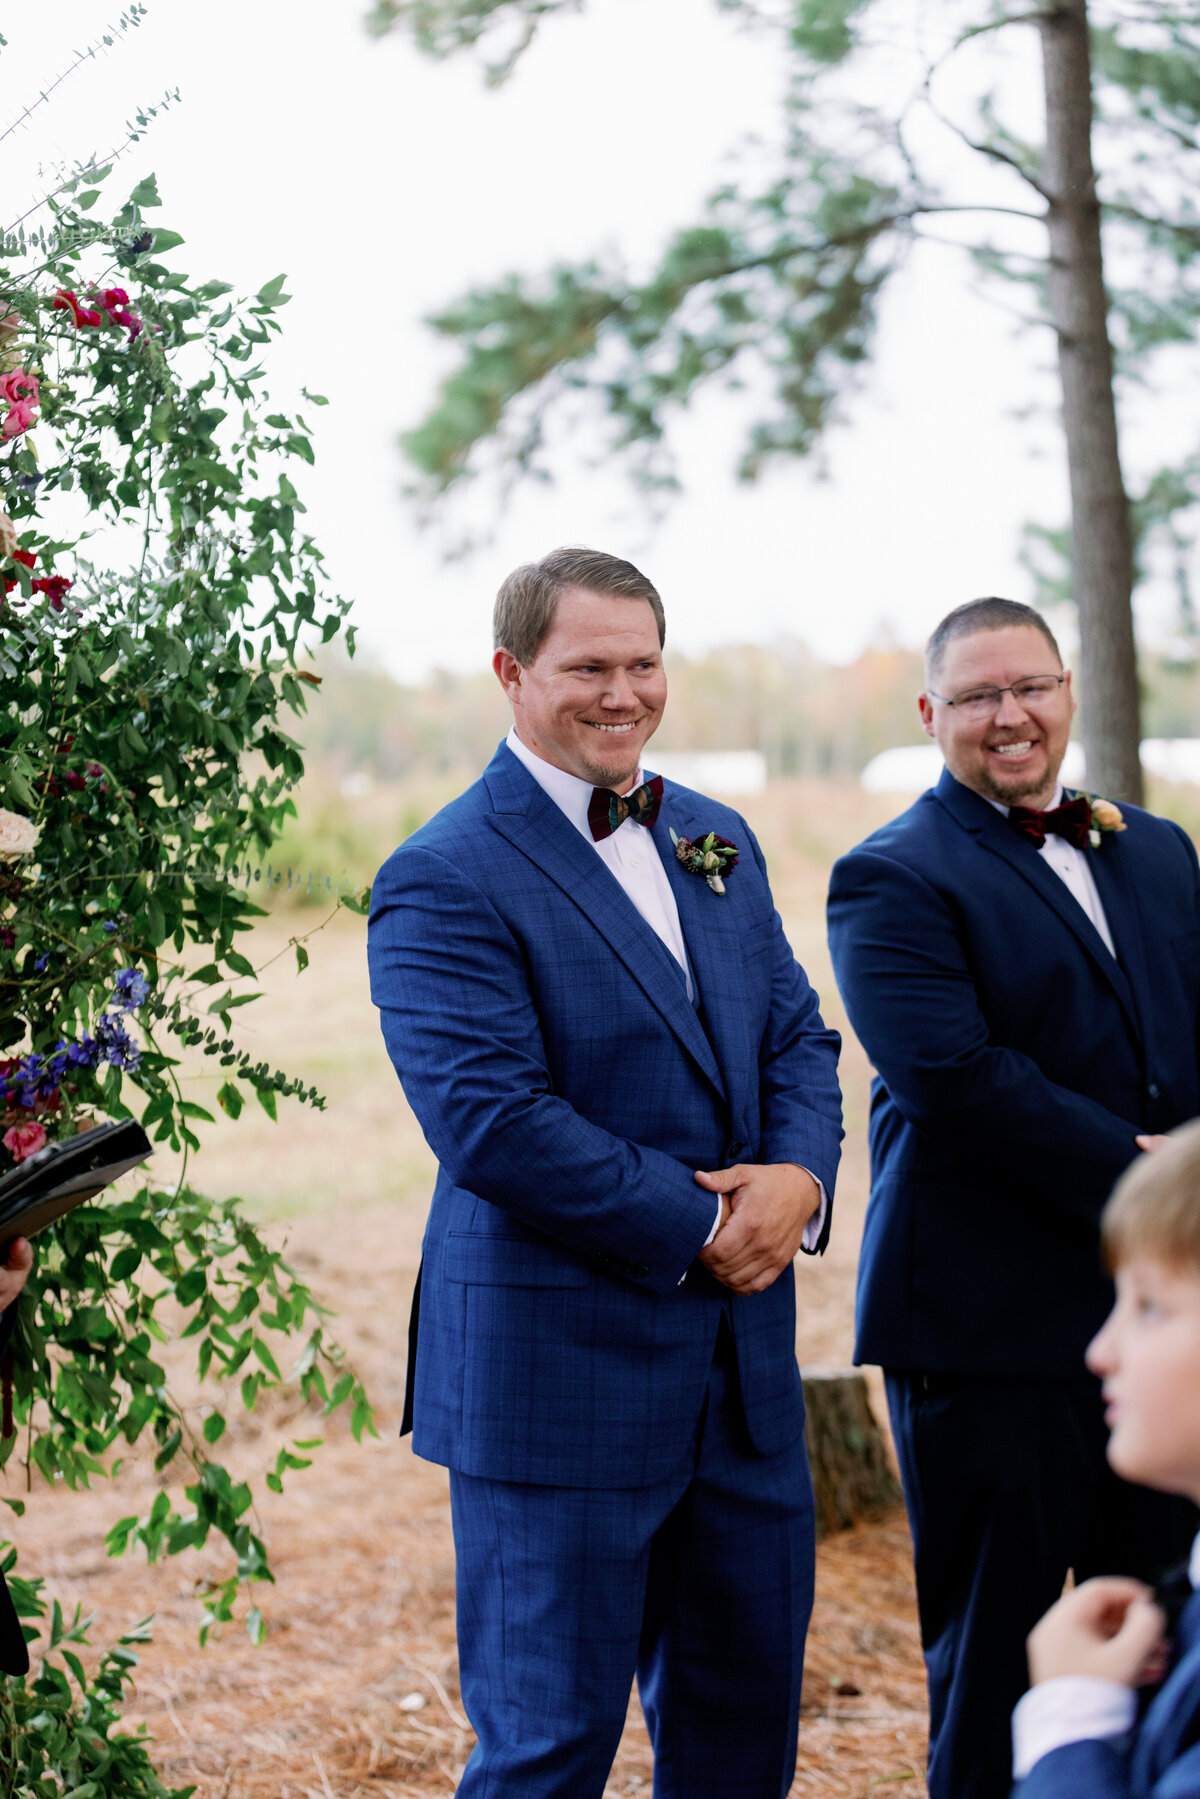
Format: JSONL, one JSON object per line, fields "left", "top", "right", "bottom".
{"left": 4, "top": 0, "right": 1185, "bottom": 680}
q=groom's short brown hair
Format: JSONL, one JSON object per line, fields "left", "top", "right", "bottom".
{"left": 494, "top": 547, "right": 666, "bottom": 667}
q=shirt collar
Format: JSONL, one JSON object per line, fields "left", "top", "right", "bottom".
{"left": 506, "top": 726, "right": 643, "bottom": 842}
{"left": 983, "top": 784, "right": 1064, "bottom": 819}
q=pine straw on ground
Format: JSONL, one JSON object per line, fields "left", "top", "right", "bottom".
{"left": 8, "top": 1199, "right": 927, "bottom": 1799}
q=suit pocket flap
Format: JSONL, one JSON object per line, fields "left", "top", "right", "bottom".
{"left": 443, "top": 1233, "right": 591, "bottom": 1287}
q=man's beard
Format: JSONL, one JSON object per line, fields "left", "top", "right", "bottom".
{"left": 974, "top": 754, "right": 1056, "bottom": 807}
{"left": 578, "top": 750, "right": 641, "bottom": 791}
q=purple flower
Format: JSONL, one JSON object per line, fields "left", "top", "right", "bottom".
{"left": 113, "top": 967, "right": 149, "bottom": 1010}
{"left": 102, "top": 920, "right": 119, "bottom": 934}
{"left": 93, "top": 1012, "right": 141, "bottom": 1071}
{"left": 34, "top": 954, "right": 48, "bottom": 973}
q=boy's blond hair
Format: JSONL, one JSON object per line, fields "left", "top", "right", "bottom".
{"left": 1103, "top": 1118, "right": 1200, "bottom": 1273}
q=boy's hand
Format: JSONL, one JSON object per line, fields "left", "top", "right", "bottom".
{"left": 1028, "top": 1578, "right": 1166, "bottom": 1687}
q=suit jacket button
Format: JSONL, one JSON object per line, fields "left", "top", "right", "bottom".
{"left": 1148, "top": 1082, "right": 1160, "bottom": 1099}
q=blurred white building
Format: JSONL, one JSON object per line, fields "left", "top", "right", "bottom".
{"left": 649, "top": 751, "right": 768, "bottom": 796}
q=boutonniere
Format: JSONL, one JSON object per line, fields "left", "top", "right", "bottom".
{"left": 1082, "top": 794, "right": 1126, "bottom": 849}
{"left": 669, "top": 828, "right": 739, "bottom": 895}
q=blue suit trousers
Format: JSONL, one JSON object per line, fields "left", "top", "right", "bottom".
{"left": 450, "top": 1317, "right": 815, "bottom": 1799}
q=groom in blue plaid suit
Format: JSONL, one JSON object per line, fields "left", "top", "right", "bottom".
{"left": 368, "top": 548, "right": 843, "bottom": 1798}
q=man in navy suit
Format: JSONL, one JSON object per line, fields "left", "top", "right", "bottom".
{"left": 827, "top": 597, "right": 1200, "bottom": 1799}
{"left": 368, "top": 547, "right": 843, "bottom": 1799}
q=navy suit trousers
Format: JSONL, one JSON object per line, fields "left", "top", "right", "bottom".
{"left": 450, "top": 1316, "right": 815, "bottom": 1799}
{"left": 886, "top": 1370, "right": 1198, "bottom": 1799}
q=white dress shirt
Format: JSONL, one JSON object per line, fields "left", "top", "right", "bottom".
{"left": 988, "top": 785, "right": 1117, "bottom": 959}
{"left": 1011, "top": 1530, "right": 1200, "bottom": 1778}
{"left": 505, "top": 728, "right": 827, "bottom": 1252}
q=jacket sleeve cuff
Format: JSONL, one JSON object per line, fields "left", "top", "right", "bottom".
{"left": 1012, "top": 1677, "right": 1135, "bottom": 1780}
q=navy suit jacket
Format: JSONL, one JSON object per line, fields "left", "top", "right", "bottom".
{"left": 368, "top": 742, "right": 843, "bottom": 1488}
{"left": 1015, "top": 1588, "right": 1200, "bottom": 1796}
{"left": 827, "top": 769, "right": 1200, "bottom": 1378}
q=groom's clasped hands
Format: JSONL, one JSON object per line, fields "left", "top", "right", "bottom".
{"left": 693, "top": 1161, "right": 823, "bottom": 1294}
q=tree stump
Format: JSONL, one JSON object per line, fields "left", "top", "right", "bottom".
{"left": 801, "top": 1367, "right": 904, "bottom": 1539}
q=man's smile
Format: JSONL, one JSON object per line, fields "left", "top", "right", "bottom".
{"left": 584, "top": 719, "right": 640, "bottom": 734}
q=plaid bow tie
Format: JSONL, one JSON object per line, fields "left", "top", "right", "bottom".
{"left": 587, "top": 775, "right": 664, "bottom": 843}
{"left": 1007, "top": 794, "right": 1092, "bottom": 851}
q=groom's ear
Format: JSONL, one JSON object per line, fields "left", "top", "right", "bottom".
{"left": 493, "top": 646, "right": 524, "bottom": 702}
{"left": 918, "top": 692, "right": 936, "bottom": 738}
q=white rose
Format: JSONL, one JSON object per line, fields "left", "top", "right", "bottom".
{"left": 0, "top": 515, "right": 17, "bottom": 560}
{"left": 0, "top": 809, "right": 39, "bottom": 858}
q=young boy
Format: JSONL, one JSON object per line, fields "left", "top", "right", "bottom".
{"left": 1012, "top": 1120, "right": 1200, "bottom": 1795}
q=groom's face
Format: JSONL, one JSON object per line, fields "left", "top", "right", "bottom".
{"left": 919, "top": 624, "right": 1074, "bottom": 809}
{"left": 498, "top": 586, "right": 667, "bottom": 791}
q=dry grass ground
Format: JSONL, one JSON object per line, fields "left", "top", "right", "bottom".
{"left": 11, "top": 778, "right": 931, "bottom": 1797}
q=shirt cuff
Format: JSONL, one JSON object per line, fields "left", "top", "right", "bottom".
{"left": 800, "top": 1173, "right": 828, "bottom": 1253}
{"left": 1011, "top": 1677, "right": 1136, "bottom": 1780}
{"left": 702, "top": 1197, "right": 723, "bottom": 1249}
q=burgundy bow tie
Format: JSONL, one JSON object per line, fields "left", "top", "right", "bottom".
{"left": 1007, "top": 794, "right": 1092, "bottom": 851}
{"left": 587, "top": 775, "right": 663, "bottom": 842}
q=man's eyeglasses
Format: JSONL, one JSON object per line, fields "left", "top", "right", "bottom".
{"left": 926, "top": 674, "right": 1067, "bottom": 719}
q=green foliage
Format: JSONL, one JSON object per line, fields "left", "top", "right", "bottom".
{"left": 364, "top": 0, "right": 576, "bottom": 81}
{"left": 0, "top": 167, "right": 376, "bottom": 1782}
{"left": 0, "top": 1599, "right": 191, "bottom": 1798}
{"left": 406, "top": 135, "right": 904, "bottom": 494}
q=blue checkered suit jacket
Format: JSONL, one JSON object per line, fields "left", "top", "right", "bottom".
{"left": 1015, "top": 1589, "right": 1200, "bottom": 1796}
{"left": 368, "top": 741, "right": 843, "bottom": 1488}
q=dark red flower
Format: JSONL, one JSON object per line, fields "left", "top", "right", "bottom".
{"left": 0, "top": 927, "right": 13, "bottom": 951}
{"left": 11, "top": 549, "right": 35, "bottom": 569}
{"left": 32, "top": 574, "right": 72, "bottom": 611}
{"left": 64, "top": 771, "right": 86, "bottom": 792}
{"left": 52, "top": 288, "right": 102, "bottom": 329}
{"left": 85, "top": 762, "right": 103, "bottom": 779}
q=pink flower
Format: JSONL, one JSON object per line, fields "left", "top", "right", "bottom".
{"left": 52, "top": 288, "right": 102, "bottom": 329}
{"left": 0, "top": 369, "right": 39, "bottom": 440}
{"left": 95, "top": 287, "right": 143, "bottom": 342}
{"left": 0, "top": 369, "right": 37, "bottom": 406}
{"left": 2, "top": 400, "right": 36, "bottom": 439}
{"left": 3, "top": 1122, "right": 45, "bottom": 1163}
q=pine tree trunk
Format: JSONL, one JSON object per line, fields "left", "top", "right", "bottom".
{"left": 1038, "top": 0, "right": 1143, "bottom": 804}
{"left": 801, "top": 1368, "right": 903, "bottom": 1539}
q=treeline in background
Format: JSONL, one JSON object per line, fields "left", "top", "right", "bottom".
{"left": 271, "top": 636, "right": 1200, "bottom": 902}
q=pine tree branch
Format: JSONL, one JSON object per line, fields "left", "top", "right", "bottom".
{"left": 1102, "top": 199, "right": 1200, "bottom": 246}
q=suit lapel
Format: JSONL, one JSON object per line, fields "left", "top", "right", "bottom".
{"left": 483, "top": 748, "right": 726, "bottom": 1099}
{"left": 1085, "top": 821, "right": 1150, "bottom": 1042}
{"left": 935, "top": 770, "right": 1143, "bottom": 1044}
{"left": 1134, "top": 1619, "right": 1200, "bottom": 1788}
{"left": 652, "top": 788, "right": 754, "bottom": 1110}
